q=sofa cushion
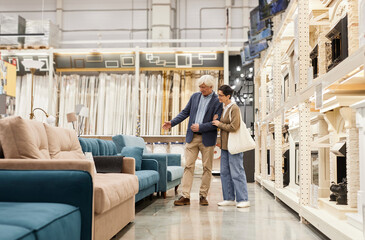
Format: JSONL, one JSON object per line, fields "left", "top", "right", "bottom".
{"left": 94, "top": 173, "right": 138, "bottom": 214}
{"left": 120, "top": 146, "right": 143, "bottom": 171}
{"left": 167, "top": 166, "right": 184, "bottom": 182}
{"left": 0, "top": 224, "right": 35, "bottom": 240}
{"left": 112, "top": 135, "right": 148, "bottom": 153}
{"left": 135, "top": 170, "right": 159, "bottom": 191}
{"left": 44, "top": 124, "right": 85, "bottom": 159}
{"left": 79, "top": 138, "right": 100, "bottom": 156}
{"left": 97, "top": 139, "right": 117, "bottom": 156}
{"left": 0, "top": 116, "right": 50, "bottom": 159}
{"left": 0, "top": 202, "right": 81, "bottom": 240}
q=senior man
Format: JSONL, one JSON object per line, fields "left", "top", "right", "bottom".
{"left": 163, "top": 75, "right": 222, "bottom": 206}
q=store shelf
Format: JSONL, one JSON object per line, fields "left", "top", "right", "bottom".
{"left": 320, "top": 95, "right": 365, "bottom": 113}
{"left": 255, "top": 174, "right": 262, "bottom": 185}
{"left": 258, "top": 177, "right": 363, "bottom": 239}
{"left": 258, "top": 45, "right": 365, "bottom": 124}
{"left": 301, "top": 205, "right": 363, "bottom": 240}
{"left": 275, "top": 187, "right": 300, "bottom": 213}
{"left": 262, "top": 179, "right": 275, "bottom": 194}
{"left": 347, "top": 212, "right": 363, "bottom": 231}
{"left": 319, "top": 198, "right": 358, "bottom": 220}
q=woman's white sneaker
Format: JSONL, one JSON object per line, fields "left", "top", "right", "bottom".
{"left": 217, "top": 200, "right": 236, "bottom": 206}
{"left": 236, "top": 201, "right": 250, "bottom": 208}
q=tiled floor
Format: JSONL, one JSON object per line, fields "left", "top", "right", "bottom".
{"left": 116, "top": 176, "right": 328, "bottom": 240}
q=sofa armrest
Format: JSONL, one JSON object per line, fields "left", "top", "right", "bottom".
{"left": 0, "top": 159, "right": 96, "bottom": 178}
{"left": 0, "top": 170, "right": 93, "bottom": 240}
{"left": 166, "top": 153, "right": 181, "bottom": 166}
{"left": 93, "top": 156, "right": 123, "bottom": 173}
{"left": 141, "top": 159, "right": 158, "bottom": 172}
{"left": 122, "top": 157, "right": 135, "bottom": 174}
{"left": 142, "top": 154, "right": 167, "bottom": 191}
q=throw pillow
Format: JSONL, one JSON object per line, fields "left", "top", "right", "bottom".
{"left": 0, "top": 116, "right": 50, "bottom": 159}
{"left": 120, "top": 146, "right": 144, "bottom": 171}
{"left": 44, "top": 124, "right": 85, "bottom": 159}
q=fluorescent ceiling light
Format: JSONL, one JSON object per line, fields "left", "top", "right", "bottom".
{"left": 0, "top": 33, "right": 45, "bottom": 37}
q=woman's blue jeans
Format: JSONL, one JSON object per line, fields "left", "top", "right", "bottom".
{"left": 220, "top": 150, "right": 248, "bottom": 202}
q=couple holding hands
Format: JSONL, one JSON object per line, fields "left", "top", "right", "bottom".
{"left": 162, "top": 75, "right": 250, "bottom": 208}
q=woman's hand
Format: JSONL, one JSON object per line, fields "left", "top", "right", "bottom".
{"left": 212, "top": 120, "right": 220, "bottom": 126}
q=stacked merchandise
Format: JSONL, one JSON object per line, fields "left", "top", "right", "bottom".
{"left": 0, "top": 14, "right": 26, "bottom": 46}
{"left": 24, "top": 20, "right": 59, "bottom": 48}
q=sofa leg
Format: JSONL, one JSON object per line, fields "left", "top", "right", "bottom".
{"left": 150, "top": 194, "right": 153, "bottom": 200}
{"left": 175, "top": 185, "right": 179, "bottom": 192}
{"left": 162, "top": 192, "right": 166, "bottom": 199}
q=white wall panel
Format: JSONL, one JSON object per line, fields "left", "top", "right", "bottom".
{"left": 231, "top": 8, "right": 244, "bottom": 28}
{"left": 0, "top": 0, "right": 254, "bottom": 47}
{"left": 63, "top": 12, "right": 133, "bottom": 30}
{"left": 201, "top": 9, "right": 226, "bottom": 28}
{"left": 0, "top": 0, "right": 56, "bottom": 11}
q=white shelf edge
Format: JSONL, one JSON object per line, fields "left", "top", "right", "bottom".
{"left": 301, "top": 205, "right": 364, "bottom": 240}
{"left": 276, "top": 187, "right": 300, "bottom": 213}
{"left": 262, "top": 179, "right": 276, "bottom": 194}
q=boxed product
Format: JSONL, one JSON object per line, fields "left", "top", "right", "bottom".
{"left": 25, "top": 20, "right": 59, "bottom": 48}
{"left": 0, "top": 14, "right": 26, "bottom": 45}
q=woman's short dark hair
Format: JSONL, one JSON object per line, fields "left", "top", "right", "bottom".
{"left": 218, "top": 85, "right": 234, "bottom": 99}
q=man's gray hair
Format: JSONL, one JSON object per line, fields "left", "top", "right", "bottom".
{"left": 197, "top": 75, "right": 215, "bottom": 87}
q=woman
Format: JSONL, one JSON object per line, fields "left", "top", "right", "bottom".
{"left": 212, "top": 85, "right": 250, "bottom": 208}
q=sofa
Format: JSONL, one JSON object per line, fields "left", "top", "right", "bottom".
{"left": 0, "top": 116, "right": 139, "bottom": 240}
{"left": 112, "top": 135, "right": 184, "bottom": 198}
{"left": 0, "top": 169, "right": 93, "bottom": 240}
{"left": 79, "top": 138, "right": 160, "bottom": 203}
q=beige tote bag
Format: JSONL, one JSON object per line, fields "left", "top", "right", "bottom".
{"left": 227, "top": 107, "right": 256, "bottom": 154}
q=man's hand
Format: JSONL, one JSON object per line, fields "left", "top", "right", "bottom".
{"left": 162, "top": 121, "right": 172, "bottom": 130}
{"left": 213, "top": 114, "right": 218, "bottom": 120}
{"left": 212, "top": 120, "right": 220, "bottom": 126}
{"left": 191, "top": 123, "right": 199, "bottom": 132}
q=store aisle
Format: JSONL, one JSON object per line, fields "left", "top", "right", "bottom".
{"left": 116, "top": 176, "right": 327, "bottom": 240}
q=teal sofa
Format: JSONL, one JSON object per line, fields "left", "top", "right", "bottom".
{"left": 112, "top": 135, "right": 184, "bottom": 198}
{"left": 0, "top": 170, "right": 93, "bottom": 240}
{"left": 79, "top": 138, "right": 159, "bottom": 202}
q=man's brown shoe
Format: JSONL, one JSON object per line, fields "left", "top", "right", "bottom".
{"left": 200, "top": 196, "right": 209, "bottom": 206}
{"left": 174, "top": 196, "right": 190, "bottom": 206}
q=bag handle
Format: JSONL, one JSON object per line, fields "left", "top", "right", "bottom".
{"left": 229, "top": 105, "right": 242, "bottom": 123}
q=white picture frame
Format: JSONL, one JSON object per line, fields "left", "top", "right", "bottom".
{"left": 7, "top": 57, "right": 19, "bottom": 71}
{"left": 175, "top": 54, "right": 192, "bottom": 68}
{"left": 121, "top": 56, "right": 134, "bottom": 66}
{"left": 38, "top": 57, "right": 49, "bottom": 71}
{"left": 105, "top": 60, "right": 119, "bottom": 68}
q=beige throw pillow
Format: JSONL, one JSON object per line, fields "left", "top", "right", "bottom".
{"left": 44, "top": 124, "right": 86, "bottom": 159}
{"left": 0, "top": 116, "right": 50, "bottom": 159}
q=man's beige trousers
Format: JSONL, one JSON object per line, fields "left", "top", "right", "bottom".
{"left": 181, "top": 134, "right": 215, "bottom": 198}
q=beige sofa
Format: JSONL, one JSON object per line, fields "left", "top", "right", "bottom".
{"left": 0, "top": 116, "right": 139, "bottom": 240}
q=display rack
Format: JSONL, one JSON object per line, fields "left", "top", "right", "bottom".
{"left": 1, "top": 47, "right": 232, "bottom": 136}
{"left": 254, "top": 0, "right": 365, "bottom": 239}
